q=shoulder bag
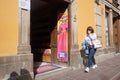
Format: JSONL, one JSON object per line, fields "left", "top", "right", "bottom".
{"left": 89, "top": 36, "right": 102, "bottom": 49}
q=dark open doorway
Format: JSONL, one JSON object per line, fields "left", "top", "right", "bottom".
{"left": 30, "top": 0, "right": 69, "bottom": 64}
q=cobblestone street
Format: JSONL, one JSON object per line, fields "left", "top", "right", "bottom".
{"left": 40, "top": 54, "right": 120, "bottom": 80}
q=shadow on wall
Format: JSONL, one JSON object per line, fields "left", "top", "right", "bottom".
{"left": 80, "top": 49, "right": 88, "bottom": 67}
{"left": 8, "top": 69, "right": 33, "bottom": 80}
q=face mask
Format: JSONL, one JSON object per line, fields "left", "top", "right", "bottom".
{"left": 88, "top": 31, "right": 91, "bottom": 34}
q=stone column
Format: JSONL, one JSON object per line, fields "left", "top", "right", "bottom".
{"left": 15, "top": 3, "right": 34, "bottom": 79}
{"left": 69, "top": 0, "right": 81, "bottom": 69}
{"left": 95, "top": 2, "right": 102, "bottom": 40}
{"left": 118, "top": 15, "right": 120, "bottom": 52}
{"left": 18, "top": 8, "right": 31, "bottom": 54}
{"left": 117, "top": 0, "right": 120, "bottom": 52}
{"left": 108, "top": 9, "right": 114, "bottom": 47}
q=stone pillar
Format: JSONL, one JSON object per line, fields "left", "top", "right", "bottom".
{"left": 118, "top": 15, "right": 120, "bottom": 52}
{"left": 108, "top": 9, "right": 114, "bottom": 47}
{"left": 16, "top": 3, "right": 34, "bottom": 80}
{"left": 95, "top": 2, "right": 102, "bottom": 40}
{"left": 18, "top": 8, "right": 31, "bottom": 54}
{"left": 118, "top": 0, "right": 120, "bottom": 51}
{"left": 69, "top": 0, "right": 81, "bottom": 69}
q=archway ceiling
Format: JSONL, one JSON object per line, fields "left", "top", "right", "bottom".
{"left": 30, "top": 0, "right": 69, "bottom": 48}
{"left": 31, "top": 0, "right": 69, "bottom": 11}
{"left": 43, "top": 0, "right": 71, "bottom": 3}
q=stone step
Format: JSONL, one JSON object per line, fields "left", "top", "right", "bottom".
{"left": 35, "top": 66, "right": 71, "bottom": 80}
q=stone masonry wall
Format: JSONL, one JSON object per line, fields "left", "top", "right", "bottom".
{"left": 0, "top": 54, "right": 34, "bottom": 80}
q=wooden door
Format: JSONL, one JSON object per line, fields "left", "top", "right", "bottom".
{"left": 113, "top": 18, "right": 119, "bottom": 52}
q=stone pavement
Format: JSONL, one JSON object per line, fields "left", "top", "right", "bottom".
{"left": 40, "top": 54, "right": 120, "bottom": 80}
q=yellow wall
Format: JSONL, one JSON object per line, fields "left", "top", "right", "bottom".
{"left": 101, "top": 3, "right": 106, "bottom": 48}
{"left": 77, "top": 0, "right": 96, "bottom": 49}
{"left": 108, "top": 0, "right": 113, "bottom": 3}
{"left": 0, "top": 0, "right": 18, "bottom": 56}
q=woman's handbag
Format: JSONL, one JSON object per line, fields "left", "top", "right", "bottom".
{"left": 88, "top": 36, "right": 102, "bottom": 49}
{"left": 92, "top": 39, "right": 102, "bottom": 48}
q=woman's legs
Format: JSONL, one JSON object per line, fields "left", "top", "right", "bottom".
{"left": 85, "top": 48, "right": 93, "bottom": 72}
{"left": 87, "top": 48, "right": 95, "bottom": 67}
{"left": 92, "top": 55, "right": 96, "bottom": 65}
{"left": 91, "top": 51, "right": 98, "bottom": 69}
{"left": 85, "top": 47, "right": 98, "bottom": 72}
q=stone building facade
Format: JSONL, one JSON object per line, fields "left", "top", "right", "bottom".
{"left": 0, "top": 0, "right": 120, "bottom": 80}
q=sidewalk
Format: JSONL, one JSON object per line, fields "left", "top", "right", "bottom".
{"left": 40, "top": 54, "right": 120, "bottom": 80}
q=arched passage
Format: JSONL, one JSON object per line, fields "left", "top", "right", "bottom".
{"left": 30, "top": 0, "right": 69, "bottom": 64}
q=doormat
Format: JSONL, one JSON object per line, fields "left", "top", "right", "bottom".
{"left": 34, "top": 65, "right": 61, "bottom": 74}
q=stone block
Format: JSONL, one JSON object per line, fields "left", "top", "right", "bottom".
{"left": 96, "top": 48, "right": 104, "bottom": 56}
{"left": 5, "top": 63, "right": 16, "bottom": 75}
{"left": 70, "top": 50, "right": 81, "bottom": 69}
{"left": 96, "top": 14, "right": 102, "bottom": 26}
{"left": 0, "top": 54, "right": 34, "bottom": 80}
{"left": 19, "top": 54, "right": 33, "bottom": 62}
{"left": 0, "top": 65, "right": 6, "bottom": 80}
{"left": 5, "top": 56, "right": 15, "bottom": 64}
{"left": 14, "top": 62, "right": 23, "bottom": 75}
{"left": 14, "top": 55, "right": 21, "bottom": 63}
{"left": 0, "top": 57, "right": 5, "bottom": 64}
{"left": 96, "top": 52, "right": 115, "bottom": 63}
{"left": 96, "top": 26, "right": 102, "bottom": 37}
{"left": 22, "top": 62, "right": 33, "bottom": 72}
{"left": 95, "top": 3, "right": 102, "bottom": 15}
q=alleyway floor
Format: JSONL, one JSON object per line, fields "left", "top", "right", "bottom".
{"left": 36, "top": 54, "right": 120, "bottom": 80}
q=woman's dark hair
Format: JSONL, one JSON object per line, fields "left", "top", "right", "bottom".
{"left": 86, "top": 26, "right": 94, "bottom": 35}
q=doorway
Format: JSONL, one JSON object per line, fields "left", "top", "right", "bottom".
{"left": 113, "top": 12, "right": 119, "bottom": 53}
{"left": 30, "top": 0, "right": 69, "bottom": 65}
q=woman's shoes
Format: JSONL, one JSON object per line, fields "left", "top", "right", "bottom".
{"left": 85, "top": 64, "right": 97, "bottom": 73}
{"left": 85, "top": 67, "right": 90, "bottom": 73}
{"left": 92, "top": 64, "right": 97, "bottom": 69}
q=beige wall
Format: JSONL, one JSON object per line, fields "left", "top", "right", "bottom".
{"left": 101, "top": 3, "right": 106, "bottom": 48}
{"left": 77, "top": 0, "right": 96, "bottom": 49}
{"left": 108, "top": 0, "right": 113, "bottom": 3}
{"left": 0, "top": 0, "right": 18, "bottom": 56}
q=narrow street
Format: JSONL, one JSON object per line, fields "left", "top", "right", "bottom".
{"left": 37, "top": 54, "right": 120, "bottom": 80}
{"left": 0, "top": 0, "right": 120, "bottom": 80}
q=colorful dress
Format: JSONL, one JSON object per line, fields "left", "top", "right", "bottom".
{"left": 57, "top": 22, "right": 68, "bottom": 62}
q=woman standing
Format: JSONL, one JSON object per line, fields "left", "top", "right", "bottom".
{"left": 84, "top": 26, "right": 97, "bottom": 72}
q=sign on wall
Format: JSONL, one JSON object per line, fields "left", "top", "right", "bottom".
{"left": 19, "top": 0, "right": 30, "bottom": 10}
